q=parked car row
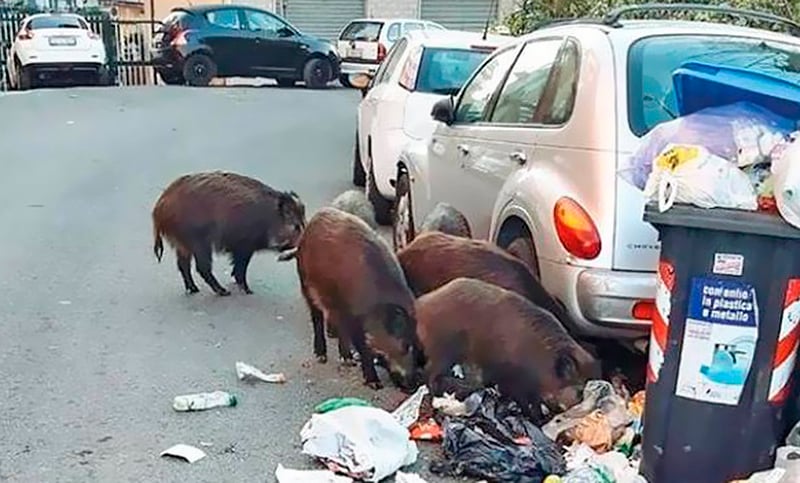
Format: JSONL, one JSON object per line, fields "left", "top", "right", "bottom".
{"left": 4, "top": 6, "right": 448, "bottom": 90}
{"left": 349, "top": 7, "right": 800, "bottom": 344}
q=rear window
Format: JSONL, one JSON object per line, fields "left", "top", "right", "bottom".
{"left": 28, "top": 15, "right": 87, "bottom": 30}
{"left": 414, "top": 47, "right": 491, "bottom": 95}
{"left": 159, "top": 11, "right": 193, "bottom": 31}
{"left": 340, "top": 21, "right": 383, "bottom": 42}
{"left": 628, "top": 34, "right": 800, "bottom": 137}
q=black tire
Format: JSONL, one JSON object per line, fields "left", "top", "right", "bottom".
{"left": 182, "top": 54, "right": 217, "bottom": 87}
{"left": 352, "top": 131, "right": 366, "bottom": 187}
{"left": 17, "top": 63, "right": 32, "bottom": 91}
{"left": 276, "top": 78, "right": 296, "bottom": 88}
{"left": 367, "top": 160, "right": 393, "bottom": 226}
{"left": 506, "top": 235, "right": 540, "bottom": 279}
{"left": 303, "top": 57, "right": 331, "bottom": 89}
{"left": 339, "top": 74, "right": 352, "bottom": 88}
{"left": 158, "top": 70, "right": 184, "bottom": 86}
{"left": 96, "top": 66, "right": 112, "bottom": 86}
{"left": 392, "top": 169, "right": 415, "bottom": 251}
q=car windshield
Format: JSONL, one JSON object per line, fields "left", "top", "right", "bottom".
{"left": 415, "top": 47, "right": 491, "bottom": 95}
{"left": 340, "top": 21, "right": 383, "bottom": 42}
{"left": 628, "top": 34, "right": 800, "bottom": 137}
{"left": 29, "top": 15, "right": 86, "bottom": 30}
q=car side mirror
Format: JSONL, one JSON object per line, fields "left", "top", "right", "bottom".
{"left": 350, "top": 72, "right": 373, "bottom": 98}
{"left": 431, "top": 96, "right": 455, "bottom": 125}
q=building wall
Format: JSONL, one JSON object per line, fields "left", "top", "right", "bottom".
{"left": 365, "top": 0, "right": 518, "bottom": 26}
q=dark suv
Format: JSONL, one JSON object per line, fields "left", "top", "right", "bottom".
{"left": 150, "top": 5, "right": 340, "bottom": 88}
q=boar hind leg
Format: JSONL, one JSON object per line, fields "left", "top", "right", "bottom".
{"left": 300, "top": 283, "right": 327, "bottom": 363}
{"left": 193, "top": 244, "right": 230, "bottom": 296}
{"left": 337, "top": 330, "right": 357, "bottom": 367}
{"left": 231, "top": 250, "right": 254, "bottom": 294}
{"left": 177, "top": 251, "right": 199, "bottom": 294}
{"left": 348, "top": 322, "right": 382, "bottom": 390}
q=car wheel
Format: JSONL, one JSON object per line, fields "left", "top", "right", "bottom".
{"left": 158, "top": 70, "right": 185, "bottom": 86}
{"left": 276, "top": 78, "right": 296, "bottom": 88}
{"left": 96, "top": 66, "right": 112, "bottom": 86}
{"left": 17, "top": 63, "right": 32, "bottom": 91}
{"left": 506, "top": 235, "right": 540, "bottom": 279}
{"left": 367, "top": 159, "right": 393, "bottom": 226}
{"left": 303, "top": 58, "right": 331, "bottom": 89}
{"left": 182, "top": 54, "right": 217, "bottom": 87}
{"left": 339, "top": 74, "right": 352, "bottom": 88}
{"left": 352, "top": 131, "right": 366, "bottom": 187}
{"left": 392, "top": 169, "right": 415, "bottom": 251}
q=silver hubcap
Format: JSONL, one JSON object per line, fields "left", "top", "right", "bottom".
{"left": 394, "top": 187, "right": 411, "bottom": 249}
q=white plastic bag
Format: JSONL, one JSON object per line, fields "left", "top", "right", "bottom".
{"left": 771, "top": 135, "right": 800, "bottom": 229}
{"left": 300, "top": 405, "right": 418, "bottom": 482}
{"left": 643, "top": 144, "right": 757, "bottom": 212}
{"left": 274, "top": 464, "right": 353, "bottom": 483}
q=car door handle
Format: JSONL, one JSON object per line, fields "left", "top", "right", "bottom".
{"left": 457, "top": 144, "right": 470, "bottom": 156}
{"left": 509, "top": 151, "right": 527, "bottom": 165}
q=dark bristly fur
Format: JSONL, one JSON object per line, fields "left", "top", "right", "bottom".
{"left": 419, "top": 202, "right": 472, "bottom": 239}
{"left": 415, "top": 277, "right": 600, "bottom": 422}
{"left": 151, "top": 171, "right": 306, "bottom": 296}
{"left": 295, "top": 207, "right": 420, "bottom": 391}
{"left": 397, "top": 231, "right": 575, "bottom": 329}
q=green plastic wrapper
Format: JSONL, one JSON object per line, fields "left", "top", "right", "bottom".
{"left": 314, "top": 397, "right": 372, "bottom": 414}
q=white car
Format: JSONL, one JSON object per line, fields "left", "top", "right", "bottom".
{"left": 353, "top": 29, "right": 511, "bottom": 224}
{"left": 337, "top": 18, "right": 445, "bottom": 87}
{"left": 6, "top": 13, "right": 110, "bottom": 90}
{"left": 391, "top": 6, "right": 800, "bottom": 341}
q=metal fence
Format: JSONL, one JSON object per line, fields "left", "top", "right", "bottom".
{"left": 0, "top": 8, "right": 161, "bottom": 89}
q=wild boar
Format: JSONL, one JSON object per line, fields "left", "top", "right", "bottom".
{"left": 397, "top": 231, "right": 574, "bottom": 329}
{"left": 415, "top": 277, "right": 600, "bottom": 421}
{"left": 330, "top": 189, "right": 377, "bottom": 229}
{"left": 152, "top": 171, "right": 306, "bottom": 296}
{"left": 295, "top": 207, "right": 420, "bottom": 390}
{"left": 419, "top": 202, "right": 472, "bottom": 239}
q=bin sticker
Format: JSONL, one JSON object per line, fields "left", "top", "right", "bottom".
{"left": 768, "top": 279, "right": 800, "bottom": 404}
{"left": 712, "top": 253, "right": 744, "bottom": 277}
{"left": 648, "top": 260, "right": 675, "bottom": 384}
{"left": 675, "top": 276, "right": 759, "bottom": 406}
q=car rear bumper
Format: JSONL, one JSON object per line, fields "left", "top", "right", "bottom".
{"left": 150, "top": 47, "right": 185, "bottom": 71}
{"left": 540, "top": 258, "right": 655, "bottom": 338}
{"left": 25, "top": 62, "right": 105, "bottom": 81}
{"left": 21, "top": 50, "right": 105, "bottom": 65}
{"left": 340, "top": 61, "right": 379, "bottom": 76}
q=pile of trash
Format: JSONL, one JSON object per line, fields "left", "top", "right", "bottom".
{"left": 282, "top": 380, "right": 648, "bottom": 483}
{"left": 619, "top": 101, "right": 800, "bottom": 228}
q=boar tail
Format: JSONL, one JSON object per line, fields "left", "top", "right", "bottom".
{"left": 153, "top": 227, "right": 164, "bottom": 263}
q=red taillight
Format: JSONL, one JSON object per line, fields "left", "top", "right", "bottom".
{"left": 377, "top": 43, "right": 387, "bottom": 62}
{"left": 17, "top": 29, "right": 33, "bottom": 41}
{"left": 171, "top": 30, "right": 188, "bottom": 46}
{"left": 632, "top": 300, "right": 656, "bottom": 321}
{"left": 553, "top": 197, "right": 601, "bottom": 260}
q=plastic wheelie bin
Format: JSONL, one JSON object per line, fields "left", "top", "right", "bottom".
{"left": 640, "top": 202, "right": 800, "bottom": 482}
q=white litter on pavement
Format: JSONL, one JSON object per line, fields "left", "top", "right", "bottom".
{"left": 160, "top": 444, "right": 206, "bottom": 463}
{"left": 235, "top": 361, "right": 286, "bottom": 383}
{"left": 300, "top": 405, "right": 418, "bottom": 482}
{"left": 391, "top": 385, "right": 429, "bottom": 428}
{"left": 396, "top": 471, "right": 429, "bottom": 483}
{"left": 274, "top": 464, "right": 353, "bottom": 483}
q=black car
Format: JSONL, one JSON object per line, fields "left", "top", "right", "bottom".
{"left": 150, "top": 5, "right": 340, "bottom": 88}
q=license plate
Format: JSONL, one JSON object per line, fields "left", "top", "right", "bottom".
{"left": 49, "top": 36, "right": 76, "bottom": 46}
{"left": 348, "top": 48, "right": 362, "bottom": 58}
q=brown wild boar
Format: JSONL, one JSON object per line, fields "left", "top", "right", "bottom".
{"left": 415, "top": 277, "right": 600, "bottom": 421}
{"left": 294, "top": 207, "right": 420, "bottom": 390}
{"left": 152, "top": 171, "right": 306, "bottom": 296}
{"left": 397, "top": 231, "right": 574, "bottom": 329}
{"left": 419, "top": 202, "right": 472, "bottom": 239}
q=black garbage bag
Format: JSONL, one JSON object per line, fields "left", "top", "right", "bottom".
{"left": 429, "top": 388, "right": 566, "bottom": 482}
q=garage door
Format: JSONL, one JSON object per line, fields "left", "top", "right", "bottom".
{"left": 421, "top": 0, "right": 497, "bottom": 32}
{"left": 283, "top": 0, "right": 365, "bottom": 41}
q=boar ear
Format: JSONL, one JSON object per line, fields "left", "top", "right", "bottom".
{"left": 554, "top": 351, "right": 580, "bottom": 382}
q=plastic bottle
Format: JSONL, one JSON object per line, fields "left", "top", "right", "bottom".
{"left": 172, "top": 391, "right": 237, "bottom": 412}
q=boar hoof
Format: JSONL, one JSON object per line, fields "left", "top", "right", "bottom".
{"left": 316, "top": 354, "right": 328, "bottom": 364}
{"left": 339, "top": 357, "right": 357, "bottom": 367}
{"left": 217, "top": 289, "right": 231, "bottom": 297}
{"left": 186, "top": 287, "right": 200, "bottom": 295}
{"left": 365, "top": 380, "right": 383, "bottom": 390}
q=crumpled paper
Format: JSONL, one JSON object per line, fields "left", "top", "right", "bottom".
{"left": 300, "top": 405, "right": 418, "bottom": 482}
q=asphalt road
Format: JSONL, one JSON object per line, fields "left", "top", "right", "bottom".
{"left": 0, "top": 85, "right": 456, "bottom": 482}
